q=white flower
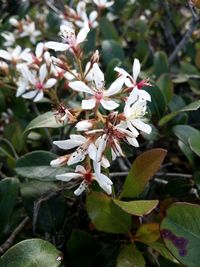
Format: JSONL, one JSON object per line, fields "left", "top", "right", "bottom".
{"left": 69, "top": 63, "right": 125, "bottom": 111}
{"left": 1, "top": 32, "right": 16, "bottom": 47}
{"left": 0, "top": 46, "right": 30, "bottom": 63}
{"left": 19, "top": 21, "right": 41, "bottom": 44}
{"left": 115, "top": 58, "right": 151, "bottom": 102}
{"left": 56, "top": 164, "right": 112, "bottom": 195}
{"left": 122, "top": 99, "right": 152, "bottom": 136}
{"left": 21, "top": 42, "right": 44, "bottom": 65}
{"left": 93, "top": 0, "right": 114, "bottom": 8}
{"left": 20, "top": 64, "right": 57, "bottom": 102}
{"left": 45, "top": 24, "right": 89, "bottom": 52}
{"left": 76, "top": 120, "right": 93, "bottom": 131}
{"left": 52, "top": 134, "right": 97, "bottom": 165}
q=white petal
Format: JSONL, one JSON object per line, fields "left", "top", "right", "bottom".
{"left": 88, "top": 142, "right": 97, "bottom": 161}
{"left": 105, "top": 76, "right": 125, "bottom": 97}
{"left": 76, "top": 120, "right": 92, "bottom": 131}
{"left": 93, "top": 63, "right": 104, "bottom": 90}
{"left": 132, "top": 119, "right": 152, "bottom": 134}
{"left": 127, "top": 89, "right": 139, "bottom": 105}
{"left": 50, "top": 157, "right": 66, "bottom": 167}
{"left": 12, "top": 46, "right": 21, "bottom": 59}
{"left": 67, "top": 150, "right": 86, "bottom": 165}
{"left": 132, "top": 58, "right": 140, "bottom": 81}
{"left": 75, "top": 165, "right": 86, "bottom": 174}
{"left": 39, "top": 64, "right": 47, "bottom": 83}
{"left": 100, "top": 99, "right": 119, "bottom": 110}
{"left": 35, "top": 42, "right": 44, "bottom": 58}
{"left": 126, "top": 137, "right": 139, "bottom": 147}
{"left": 82, "top": 98, "right": 96, "bottom": 110}
{"left": 69, "top": 81, "right": 94, "bottom": 94}
{"left": 89, "top": 11, "right": 98, "bottom": 22}
{"left": 76, "top": 26, "right": 89, "bottom": 44}
{"left": 74, "top": 181, "right": 87, "bottom": 196}
{"left": 96, "top": 174, "right": 112, "bottom": 195}
{"left": 56, "top": 173, "right": 82, "bottom": 181}
{"left": 53, "top": 139, "right": 83, "bottom": 150}
{"left": 34, "top": 90, "right": 44, "bottom": 102}
{"left": 70, "top": 134, "right": 86, "bottom": 142}
{"left": 96, "top": 134, "right": 107, "bottom": 162}
{"left": 45, "top": 41, "right": 70, "bottom": 51}
{"left": 101, "top": 157, "right": 110, "bottom": 168}
{"left": 139, "top": 89, "right": 151, "bottom": 102}
{"left": 0, "top": 50, "right": 11, "bottom": 61}
{"left": 114, "top": 66, "right": 129, "bottom": 77}
{"left": 44, "top": 78, "right": 57, "bottom": 88}
{"left": 127, "top": 121, "right": 139, "bottom": 136}
{"left": 22, "top": 90, "right": 37, "bottom": 99}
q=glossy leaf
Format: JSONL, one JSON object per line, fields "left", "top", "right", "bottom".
{"left": 120, "top": 149, "right": 167, "bottom": 198}
{"left": 102, "top": 40, "right": 124, "bottom": 64}
{"left": 15, "top": 151, "right": 70, "bottom": 181}
{"left": 0, "top": 178, "right": 19, "bottom": 238}
{"left": 113, "top": 199, "right": 159, "bottom": 216}
{"left": 153, "top": 51, "right": 169, "bottom": 78}
{"left": 0, "top": 239, "right": 62, "bottom": 267}
{"left": 86, "top": 192, "right": 132, "bottom": 233}
{"left": 159, "top": 100, "right": 200, "bottom": 126}
{"left": 189, "top": 132, "right": 200, "bottom": 157}
{"left": 160, "top": 203, "right": 200, "bottom": 267}
{"left": 157, "top": 74, "right": 174, "bottom": 103}
{"left": 117, "top": 245, "right": 145, "bottom": 267}
{"left": 24, "top": 111, "right": 66, "bottom": 134}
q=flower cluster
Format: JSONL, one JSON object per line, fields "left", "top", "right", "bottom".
{"left": 0, "top": 1, "right": 152, "bottom": 196}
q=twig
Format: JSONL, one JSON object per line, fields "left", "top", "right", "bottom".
{"left": 169, "top": 3, "right": 200, "bottom": 64}
{"left": 0, "top": 217, "right": 29, "bottom": 255}
{"left": 109, "top": 171, "right": 193, "bottom": 179}
{"left": 32, "top": 184, "right": 75, "bottom": 235}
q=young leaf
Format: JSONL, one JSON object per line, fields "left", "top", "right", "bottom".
{"left": 113, "top": 199, "right": 159, "bottom": 216}
{"left": 135, "top": 223, "right": 160, "bottom": 244}
{"left": 120, "top": 149, "right": 167, "bottom": 198}
{"left": 0, "top": 238, "right": 62, "bottom": 267}
{"left": 160, "top": 203, "right": 200, "bottom": 267}
{"left": 86, "top": 192, "right": 132, "bottom": 234}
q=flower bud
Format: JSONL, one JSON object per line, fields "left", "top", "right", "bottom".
{"left": 90, "top": 50, "right": 99, "bottom": 65}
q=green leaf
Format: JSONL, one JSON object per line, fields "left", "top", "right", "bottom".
{"left": 153, "top": 51, "right": 169, "bottom": 78}
{"left": 99, "top": 17, "right": 119, "bottom": 41}
{"left": 157, "top": 74, "right": 174, "bottom": 103}
{"left": 120, "top": 148, "right": 167, "bottom": 198}
{"left": 24, "top": 111, "right": 66, "bottom": 135}
{"left": 113, "top": 199, "right": 158, "bottom": 216}
{"left": 189, "top": 132, "right": 200, "bottom": 157}
{"left": 144, "top": 85, "right": 167, "bottom": 118}
{"left": 117, "top": 245, "right": 145, "bottom": 267}
{"left": 0, "top": 238, "right": 62, "bottom": 267}
{"left": 66, "top": 230, "right": 101, "bottom": 267}
{"left": 15, "top": 151, "right": 70, "bottom": 181}
{"left": 135, "top": 223, "right": 160, "bottom": 244}
{"left": 20, "top": 181, "right": 67, "bottom": 233}
{"left": 159, "top": 100, "right": 200, "bottom": 126}
{"left": 160, "top": 203, "right": 200, "bottom": 267}
{"left": 149, "top": 242, "right": 179, "bottom": 263}
{"left": 0, "top": 178, "right": 19, "bottom": 238}
{"left": 102, "top": 40, "right": 124, "bottom": 64}
{"left": 86, "top": 192, "right": 132, "bottom": 234}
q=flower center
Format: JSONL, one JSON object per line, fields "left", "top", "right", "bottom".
{"left": 95, "top": 91, "right": 103, "bottom": 102}
{"left": 36, "top": 82, "right": 44, "bottom": 90}
{"left": 84, "top": 172, "right": 93, "bottom": 183}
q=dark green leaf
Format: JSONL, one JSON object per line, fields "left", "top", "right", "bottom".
{"left": 15, "top": 151, "right": 70, "bottom": 181}
{"left": 117, "top": 245, "right": 145, "bottom": 267}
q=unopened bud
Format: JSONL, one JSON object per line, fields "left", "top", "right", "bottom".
{"left": 90, "top": 50, "right": 99, "bottom": 65}
{"left": 0, "top": 61, "right": 9, "bottom": 75}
